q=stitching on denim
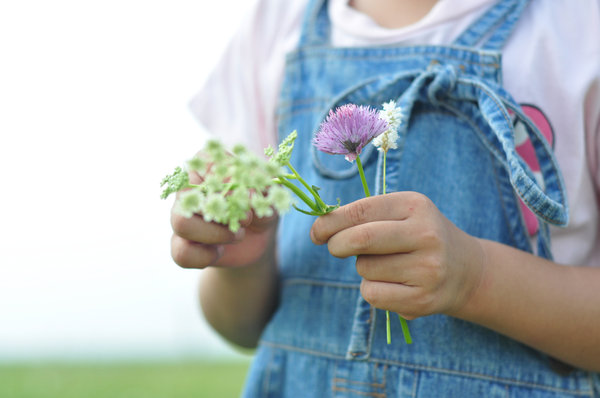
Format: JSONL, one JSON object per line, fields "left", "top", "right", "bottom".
{"left": 286, "top": 45, "right": 501, "bottom": 68}
{"left": 332, "top": 378, "right": 384, "bottom": 389}
{"left": 332, "top": 362, "right": 387, "bottom": 389}
{"left": 331, "top": 386, "right": 386, "bottom": 397}
{"left": 331, "top": 360, "right": 339, "bottom": 396}
{"left": 489, "top": 154, "right": 525, "bottom": 249}
{"left": 261, "top": 342, "right": 591, "bottom": 395}
{"left": 369, "top": 357, "right": 592, "bottom": 396}
{"left": 262, "top": 341, "right": 346, "bottom": 361}
{"left": 411, "top": 370, "right": 419, "bottom": 398}
{"left": 517, "top": 189, "right": 562, "bottom": 225}
{"left": 262, "top": 347, "right": 274, "bottom": 398}
{"left": 366, "top": 305, "right": 376, "bottom": 357}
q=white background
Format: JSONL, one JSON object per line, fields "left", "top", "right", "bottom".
{"left": 0, "top": 0, "right": 256, "bottom": 362}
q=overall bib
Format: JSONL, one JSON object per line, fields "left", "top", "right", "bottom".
{"left": 242, "top": 1, "right": 599, "bottom": 396}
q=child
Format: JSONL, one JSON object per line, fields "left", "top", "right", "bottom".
{"left": 171, "top": 0, "right": 600, "bottom": 396}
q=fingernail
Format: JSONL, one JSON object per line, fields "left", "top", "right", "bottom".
{"left": 310, "top": 228, "right": 319, "bottom": 244}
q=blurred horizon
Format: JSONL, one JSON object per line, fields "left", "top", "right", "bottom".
{"left": 0, "top": 0, "right": 256, "bottom": 363}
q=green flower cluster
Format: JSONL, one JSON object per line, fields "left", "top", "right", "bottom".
{"left": 161, "top": 131, "right": 338, "bottom": 233}
{"left": 161, "top": 139, "right": 292, "bottom": 233}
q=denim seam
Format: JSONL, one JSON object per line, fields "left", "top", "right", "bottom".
{"left": 262, "top": 341, "right": 346, "bottom": 361}
{"left": 411, "top": 370, "right": 419, "bottom": 398}
{"left": 332, "top": 378, "right": 385, "bottom": 389}
{"left": 262, "top": 348, "right": 274, "bottom": 398}
{"left": 261, "top": 341, "right": 592, "bottom": 395}
{"left": 332, "top": 364, "right": 387, "bottom": 398}
{"left": 490, "top": 156, "right": 524, "bottom": 249}
{"left": 331, "top": 386, "right": 386, "bottom": 398}
{"left": 370, "top": 357, "right": 592, "bottom": 396}
{"left": 286, "top": 46, "right": 501, "bottom": 67}
{"left": 331, "top": 360, "right": 339, "bottom": 396}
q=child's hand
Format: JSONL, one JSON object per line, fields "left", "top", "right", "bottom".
{"left": 310, "top": 192, "right": 486, "bottom": 320}
{"left": 170, "top": 170, "right": 277, "bottom": 269}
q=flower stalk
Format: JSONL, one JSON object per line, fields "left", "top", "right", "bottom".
{"left": 375, "top": 100, "right": 412, "bottom": 345}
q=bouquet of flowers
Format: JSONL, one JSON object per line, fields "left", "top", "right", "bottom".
{"left": 161, "top": 101, "right": 412, "bottom": 345}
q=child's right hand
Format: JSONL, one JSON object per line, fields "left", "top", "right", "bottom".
{"left": 170, "top": 170, "right": 278, "bottom": 269}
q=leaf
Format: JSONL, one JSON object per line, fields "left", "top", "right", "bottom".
{"left": 292, "top": 204, "right": 325, "bottom": 216}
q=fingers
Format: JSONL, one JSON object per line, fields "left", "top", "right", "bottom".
{"left": 325, "top": 220, "right": 423, "bottom": 258}
{"left": 171, "top": 234, "right": 223, "bottom": 269}
{"left": 170, "top": 206, "right": 278, "bottom": 269}
{"left": 311, "top": 192, "right": 430, "bottom": 245}
{"left": 245, "top": 211, "right": 278, "bottom": 233}
{"left": 355, "top": 253, "right": 421, "bottom": 285}
{"left": 171, "top": 211, "right": 243, "bottom": 244}
{"left": 359, "top": 279, "right": 433, "bottom": 320}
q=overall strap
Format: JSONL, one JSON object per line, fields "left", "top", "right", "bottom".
{"left": 453, "top": 0, "right": 532, "bottom": 51}
{"left": 297, "top": 0, "right": 330, "bottom": 47}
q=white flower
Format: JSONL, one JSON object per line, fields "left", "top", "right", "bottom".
{"left": 380, "top": 100, "right": 403, "bottom": 131}
{"left": 374, "top": 100, "right": 403, "bottom": 153}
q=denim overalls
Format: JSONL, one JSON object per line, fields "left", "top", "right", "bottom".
{"left": 241, "top": 0, "right": 600, "bottom": 396}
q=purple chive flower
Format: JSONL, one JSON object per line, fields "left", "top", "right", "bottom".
{"left": 313, "top": 104, "right": 389, "bottom": 162}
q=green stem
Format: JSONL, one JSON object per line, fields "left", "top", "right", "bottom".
{"left": 355, "top": 155, "right": 371, "bottom": 197}
{"left": 382, "top": 150, "right": 412, "bottom": 345}
{"left": 399, "top": 315, "right": 413, "bottom": 344}
{"left": 286, "top": 162, "right": 328, "bottom": 211}
{"left": 275, "top": 177, "right": 320, "bottom": 213}
{"left": 383, "top": 151, "right": 392, "bottom": 344}
{"left": 382, "top": 153, "right": 387, "bottom": 196}
{"left": 386, "top": 310, "right": 391, "bottom": 344}
{"left": 383, "top": 152, "right": 392, "bottom": 344}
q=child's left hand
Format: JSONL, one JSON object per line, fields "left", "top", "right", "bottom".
{"left": 310, "top": 191, "right": 486, "bottom": 320}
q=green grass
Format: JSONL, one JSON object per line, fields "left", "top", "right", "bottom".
{"left": 0, "top": 360, "right": 251, "bottom": 398}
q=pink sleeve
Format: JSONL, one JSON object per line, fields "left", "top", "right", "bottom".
{"left": 585, "top": 78, "right": 600, "bottom": 201}
{"left": 189, "top": 0, "right": 305, "bottom": 156}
